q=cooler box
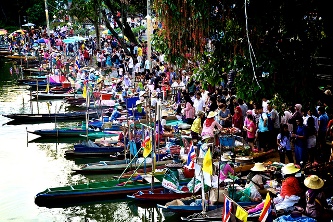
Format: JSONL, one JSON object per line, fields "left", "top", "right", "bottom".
{"left": 219, "top": 136, "right": 235, "bottom": 147}
{"left": 101, "top": 93, "right": 112, "bottom": 100}
{"left": 62, "top": 82, "right": 71, "bottom": 88}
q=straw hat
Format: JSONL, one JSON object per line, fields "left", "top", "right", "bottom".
{"left": 117, "top": 106, "right": 123, "bottom": 110}
{"left": 151, "top": 91, "right": 157, "bottom": 97}
{"left": 207, "top": 111, "right": 217, "bottom": 118}
{"left": 304, "top": 175, "right": 324, "bottom": 189}
{"left": 250, "top": 163, "right": 266, "bottom": 172}
{"left": 281, "top": 163, "right": 300, "bottom": 175}
{"left": 161, "top": 110, "right": 168, "bottom": 117}
{"left": 221, "top": 153, "right": 231, "bottom": 162}
{"left": 136, "top": 100, "right": 143, "bottom": 106}
{"left": 197, "top": 111, "right": 205, "bottom": 117}
{"left": 139, "top": 91, "right": 146, "bottom": 97}
{"left": 202, "top": 135, "right": 213, "bottom": 140}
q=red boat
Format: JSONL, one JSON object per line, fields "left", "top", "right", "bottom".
{"left": 127, "top": 188, "right": 195, "bottom": 204}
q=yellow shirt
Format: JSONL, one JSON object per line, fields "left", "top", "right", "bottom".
{"left": 137, "top": 47, "right": 143, "bottom": 56}
{"left": 191, "top": 117, "right": 201, "bottom": 133}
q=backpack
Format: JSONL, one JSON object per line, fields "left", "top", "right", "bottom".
{"left": 266, "top": 112, "right": 274, "bottom": 131}
{"left": 261, "top": 113, "right": 274, "bottom": 131}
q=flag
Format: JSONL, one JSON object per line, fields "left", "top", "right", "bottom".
{"left": 162, "top": 170, "right": 181, "bottom": 193}
{"left": 82, "top": 84, "right": 87, "bottom": 98}
{"left": 222, "top": 195, "right": 232, "bottom": 222}
{"left": 75, "top": 58, "right": 81, "bottom": 70}
{"left": 142, "top": 136, "right": 152, "bottom": 158}
{"left": 202, "top": 148, "right": 212, "bottom": 175}
{"left": 235, "top": 205, "right": 248, "bottom": 222}
{"left": 45, "top": 83, "right": 49, "bottom": 92}
{"left": 259, "top": 193, "right": 272, "bottom": 222}
{"left": 9, "top": 67, "right": 13, "bottom": 75}
{"left": 186, "top": 143, "right": 196, "bottom": 169}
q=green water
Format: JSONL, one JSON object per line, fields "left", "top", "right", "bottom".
{"left": 0, "top": 57, "right": 182, "bottom": 222}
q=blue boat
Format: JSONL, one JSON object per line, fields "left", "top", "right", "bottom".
{"left": 64, "top": 140, "right": 124, "bottom": 157}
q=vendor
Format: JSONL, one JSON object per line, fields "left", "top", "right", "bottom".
{"left": 133, "top": 100, "right": 146, "bottom": 120}
{"left": 218, "top": 154, "right": 235, "bottom": 182}
{"left": 280, "top": 163, "right": 303, "bottom": 198}
{"left": 110, "top": 106, "right": 123, "bottom": 121}
{"left": 190, "top": 111, "right": 204, "bottom": 140}
{"left": 304, "top": 175, "right": 331, "bottom": 221}
{"left": 201, "top": 111, "right": 223, "bottom": 139}
{"left": 246, "top": 162, "right": 267, "bottom": 200}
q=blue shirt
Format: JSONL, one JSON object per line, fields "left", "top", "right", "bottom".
{"left": 258, "top": 113, "right": 269, "bottom": 132}
{"left": 318, "top": 113, "right": 329, "bottom": 132}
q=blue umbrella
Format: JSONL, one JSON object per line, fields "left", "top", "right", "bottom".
{"left": 35, "top": 39, "right": 46, "bottom": 44}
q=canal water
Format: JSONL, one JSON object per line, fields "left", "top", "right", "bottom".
{"left": 0, "top": 58, "right": 181, "bottom": 222}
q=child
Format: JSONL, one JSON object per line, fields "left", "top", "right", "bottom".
{"left": 277, "top": 124, "right": 294, "bottom": 164}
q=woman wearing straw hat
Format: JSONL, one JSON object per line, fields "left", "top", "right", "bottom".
{"left": 280, "top": 163, "right": 302, "bottom": 198}
{"left": 201, "top": 111, "right": 223, "bottom": 139}
{"left": 133, "top": 100, "right": 146, "bottom": 120}
{"left": 245, "top": 163, "right": 267, "bottom": 199}
{"left": 304, "top": 175, "right": 331, "bottom": 221}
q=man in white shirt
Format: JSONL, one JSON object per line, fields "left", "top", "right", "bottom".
{"left": 127, "top": 56, "right": 134, "bottom": 78}
{"left": 193, "top": 92, "right": 205, "bottom": 114}
{"left": 171, "top": 78, "right": 185, "bottom": 90}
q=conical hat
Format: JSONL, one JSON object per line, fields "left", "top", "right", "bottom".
{"left": 281, "top": 163, "right": 300, "bottom": 175}
{"left": 250, "top": 163, "right": 266, "bottom": 172}
{"left": 304, "top": 175, "right": 324, "bottom": 189}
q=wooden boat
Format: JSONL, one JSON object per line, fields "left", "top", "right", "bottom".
{"left": 23, "top": 80, "right": 62, "bottom": 88}
{"left": 65, "top": 97, "right": 86, "bottom": 106}
{"left": 127, "top": 189, "right": 195, "bottom": 204}
{"left": 0, "top": 50, "right": 12, "bottom": 56}
{"left": 34, "top": 174, "right": 191, "bottom": 207}
{"left": 79, "top": 131, "right": 121, "bottom": 139}
{"left": 157, "top": 199, "right": 257, "bottom": 215}
{"left": 28, "top": 136, "right": 83, "bottom": 144}
{"left": 73, "top": 159, "right": 173, "bottom": 174}
{"left": 31, "top": 92, "right": 83, "bottom": 99}
{"left": 64, "top": 142, "right": 125, "bottom": 157}
{"left": 4, "top": 111, "right": 99, "bottom": 124}
{"left": 181, "top": 204, "right": 258, "bottom": 221}
{"left": 17, "top": 76, "right": 47, "bottom": 85}
{"left": 5, "top": 54, "right": 37, "bottom": 60}
{"left": 27, "top": 128, "right": 96, "bottom": 137}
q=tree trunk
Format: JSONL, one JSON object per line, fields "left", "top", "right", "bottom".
{"left": 101, "top": 9, "right": 132, "bottom": 56}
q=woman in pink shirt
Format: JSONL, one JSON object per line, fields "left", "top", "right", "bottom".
{"left": 183, "top": 95, "right": 195, "bottom": 124}
{"left": 201, "top": 111, "right": 223, "bottom": 138}
{"left": 243, "top": 114, "right": 257, "bottom": 151}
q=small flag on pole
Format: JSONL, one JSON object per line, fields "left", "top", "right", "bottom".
{"left": 259, "top": 193, "right": 272, "bottom": 222}
{"left": 202, "top": 148, "right": 213, "bottom": 175}
{"left": 9, "top": 67, "right": 13, "bottom": 75}
{"left": 222, "top": 195, "right": 232, "bottom": 222}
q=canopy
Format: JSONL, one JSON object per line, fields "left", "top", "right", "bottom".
{"left": 0, "top": 29, "right": 7, "bottom": 35}
{"left": 22, "top": 23, "right": 35, "bottom": 27}
{"left": 102, "top": 30, "right": 112, "bottom": 35}
{"left": 63, "top": 36, "right": 87, "bottom": 44}
{"left": 15, "top": 29, "right": 26, "bottom": 34}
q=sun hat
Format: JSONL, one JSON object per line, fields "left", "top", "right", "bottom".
{"left": 281, "top": 163, "right": 300, "bottom": 175}
{"left": 202, "top": 135, "right": 213, "bottom": 140}
{"left": 136, "top": 100, "right": 143, "bottom": 106}
{"left": 207, "top": 111, "right": 217, "bottom": 118}
{"left": 151, "top": 91, "right": 157, "bottom": 97}
{"left": 139, "top": 91, "right": 146, "bottom": 97}
{"left": 161, "top": 110, "right": 168, "bottom": 117}
{"left": 117, "top": 106, "right": 123, "bottom": 110}
{"left": 250, "top": 163, "right": 266, "bottom": 172}
{"left": 197, "top": 111, "right": 205, "bottom": 117}
{"left": 304, "top": 175, "right": 324, "bottom": 189}
{"left": 221, "top": 153, "right": 231, "bottom": 162}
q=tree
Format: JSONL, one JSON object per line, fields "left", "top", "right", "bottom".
{"left": 154, "top": 0, "right": 331, "bottom": 107}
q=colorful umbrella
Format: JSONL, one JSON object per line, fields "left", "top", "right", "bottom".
{"left": 0, "top": 29, "right": 7, "bottom": 35}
